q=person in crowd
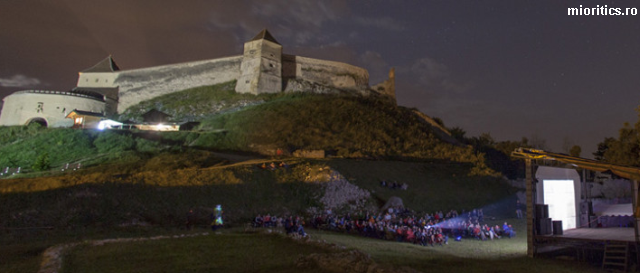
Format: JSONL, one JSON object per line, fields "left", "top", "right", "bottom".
{"left": 249, "top": 207, "right": 514, "bottom": 247}
{"left": 254, "top": 214, "right": 264, "bottom": 227}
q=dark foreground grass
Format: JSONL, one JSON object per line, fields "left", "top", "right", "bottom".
{"left": 50, "top": 222, "right": 608, "bottom": 273}
{"left": 62, "top": 231, "right": 336, "bottom": 273}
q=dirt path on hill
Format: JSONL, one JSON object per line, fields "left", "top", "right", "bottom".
{"left": 38, "top": 232, "right": 210, "bottom": 273}
{"left": 208, "top": 151, "right": 306, "bottom": 169}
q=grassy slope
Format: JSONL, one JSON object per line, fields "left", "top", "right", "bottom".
{"left": 0, "top": 126, "right": 97, "bottom": 168}
{"left": 325, "top": 159, "right": 514, "bottom": 214}
{"left": 0, "top": 159, "right": 511, "bottom": 230}
{"left": 192, "top": 93, "right": 493, "bottom": 177}
{"left": 195, "top": 94, "right": 437, "bottom": 153}
{"left": 0, "top": 86, "right": 524, "bottom": 272}
{"left": 63, "top": 232, "right": 336, "bottom": 273}
{"left": 56, "top": 225, "right": 605, "bottom": 273}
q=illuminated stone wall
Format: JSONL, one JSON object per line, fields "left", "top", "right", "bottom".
{"left": 0, "top": 90, "right": 110, "bottom": 127}
{"left": 282, "top": 54, "right": 369, "bottom": 94}
{"left": 0, "top": 31, "right": 396, "bottom": 125}
{"left": 113, "top": 56, "right": 243, "bottom": 112}
{"left": 235, "top": 38, "right": 282, "bottom": 94}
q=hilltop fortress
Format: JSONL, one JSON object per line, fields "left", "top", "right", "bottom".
{"left": 0, "top": 29, "right": 395, "bottom": 128}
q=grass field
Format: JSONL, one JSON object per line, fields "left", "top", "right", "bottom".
{"left": 0, "top": 156, "right": 524, "bottom": 273}
{"left": 49, "top": 219, "right": 607, "bottom": 273}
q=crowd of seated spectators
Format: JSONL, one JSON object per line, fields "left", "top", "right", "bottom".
{"left": 380, "top": 180, "right": 408, "bottom": 190}
{"left": 252, "top": 214, "right": 307, "bottom": 237}
{"left": 251, "top": 207, "right": 515, "bottom": 245}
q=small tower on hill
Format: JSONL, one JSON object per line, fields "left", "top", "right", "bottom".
{"left": 235, "top": 29, "right": 283, "bottom": 94}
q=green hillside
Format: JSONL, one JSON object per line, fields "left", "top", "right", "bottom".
{"left": 190, "top": 93, "right": 492, "bottom": 173}
{"left": 0, "top": 85, "right": 532, "bottom": 273}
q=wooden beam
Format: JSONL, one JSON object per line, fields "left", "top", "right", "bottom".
{"left": 526, "top": 158, "right": 534, "bottom": 257}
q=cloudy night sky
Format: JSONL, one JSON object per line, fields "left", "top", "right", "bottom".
{"left": 1, "top": 0, "right": 639, "bottom": 157}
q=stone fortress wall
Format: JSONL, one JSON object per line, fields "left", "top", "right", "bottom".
{"left": 0, "top": 29, "right": 394, "bottom": 127}
{"left": 0, "top": 90, "right": 114, "bottom": 127}
{"left": 108, "top": 56, "right": 243, "bottom": 112}
{"left": 282, "top": 55, "right": 369, "bottom": 94}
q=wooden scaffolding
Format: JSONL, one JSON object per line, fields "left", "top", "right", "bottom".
{"left": 511, "top": 148, "right": 640, "bottom": 267}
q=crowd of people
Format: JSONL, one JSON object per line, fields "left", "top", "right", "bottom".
{"left": 252, "top": 214, "right": 307, "bottom": 237}
{"left": 251, "top": 207, "right": 516, "bottom": 246}
{"left": 380, "top": 180, "right": 408, "bottom": 190}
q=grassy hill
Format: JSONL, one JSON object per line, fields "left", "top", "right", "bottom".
{"left": 0, "top": 84, "right": 531, "bottom": 272}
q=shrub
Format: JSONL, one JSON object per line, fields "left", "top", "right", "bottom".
{"left": 32, "top": 152, "right": 50, "bottom": 171}
{"left": 93, "top": 132, "right": 135, "bottom": 154}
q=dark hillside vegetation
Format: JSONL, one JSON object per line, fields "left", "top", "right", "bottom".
{"left": 190, "top": 93, "right": 496, "bottom": 175}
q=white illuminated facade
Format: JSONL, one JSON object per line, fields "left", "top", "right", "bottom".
{"left": 543, "top": 179, "right": 577, "bottom": 230}
{"left": 536, "top": 166, "right": 582, "bottom": 231}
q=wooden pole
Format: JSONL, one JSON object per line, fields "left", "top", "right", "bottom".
{"left": 526, "top": 158, "right": 534, "bottom": 257}
{"left": 634, "top": 180, "right": 639, "bottom": 268}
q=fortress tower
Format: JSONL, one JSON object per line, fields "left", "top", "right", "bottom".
{"left": 235, "top": 29, "right": 282, "bottom": 94}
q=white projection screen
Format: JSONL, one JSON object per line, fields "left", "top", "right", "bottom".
{"left": 543, "top": 179, "right": 576, "bottom": 230}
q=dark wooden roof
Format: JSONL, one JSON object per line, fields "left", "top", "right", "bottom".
{"left": 250, "top": 29, "right": 280, "bottom": 45}
{"left": 141, "top": 109, "right": 172, "bottom": 123}
{"left": 82, "top": 55, "right": 120, "bottom": 72}
{"left": 65, "top": 109, "right": 105, "bottom": 118}
{"left": 512, "top": 147, "right": 640, "bottom": 180}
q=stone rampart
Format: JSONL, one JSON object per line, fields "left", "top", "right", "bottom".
{"left": 282, "top": 55, "right": 369, "bottom": 93}
{"left": 115, "top": 56, "right": 243, "bottom": 112}
{"left": 0, "top": 90, "right": 109, "bottom": 127}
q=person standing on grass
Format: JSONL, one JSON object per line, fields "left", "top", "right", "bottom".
{"left": 186, "top": 208, "right": 195, "bottom": 230}
{"left": 516, "top": 199, "right": 523, "bottom": 219}
{"left": 211, "top": 204, "right": 223, "bottom": 231}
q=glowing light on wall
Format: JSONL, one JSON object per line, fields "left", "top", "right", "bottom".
{"left": 543, "top": 179, "right": 576, "bottom": 230}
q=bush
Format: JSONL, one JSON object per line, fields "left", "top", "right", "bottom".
{"left": 93, "top": 132, "right": 135, "bottom": 154}
{"left": 32, "top": 152, "right": 50, "bottom": 171}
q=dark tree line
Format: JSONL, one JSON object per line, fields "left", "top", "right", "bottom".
{"left": 594, "top": 106, "right": 640, "bottom": 166}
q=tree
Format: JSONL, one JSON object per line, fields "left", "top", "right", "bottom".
{"left": 593, "top": 137, "right": 615, "bottom": 160}
{"left": 595, "top": 105, "right": 640, "bottom": 166}
{"left": 569, "top": 145, "right": 581, "bottom": 157}
{"left": 562, "top": 137, "right": 575, "bottom": 154}
{"left": 602, "top": 122, "right": 640, "bottom": 166}
{"left": 448, "top": 127, "right": 466, "bottom": 143}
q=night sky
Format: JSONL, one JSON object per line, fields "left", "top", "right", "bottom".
{"left": 1, "top": 0, "right": 639, "bottom": 157}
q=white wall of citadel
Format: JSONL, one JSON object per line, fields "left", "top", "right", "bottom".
{"left": 283, "top": 55, "right": 369, "bottom": 91}
{"left": 76, "top": 72, "right": 118, "bottom": 88}
{"left": 0, "top": 91, "right": 107, "bottom": 127}
{"left": 114, "top": 56, "right": 243, "bottom": 112}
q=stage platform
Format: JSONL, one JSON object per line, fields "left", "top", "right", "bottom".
{"left": 537, "top": 227, "right": 636, "bottom": 244}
